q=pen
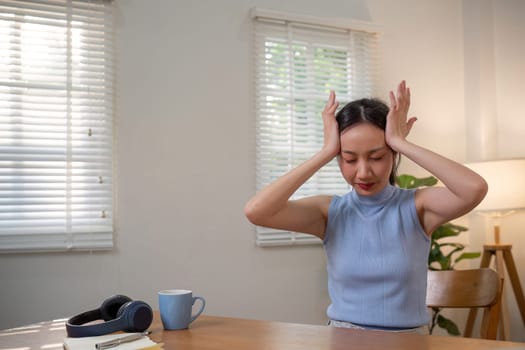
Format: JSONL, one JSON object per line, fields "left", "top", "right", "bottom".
{"left": 95, "top": 331, "right": 152, "bottom": 350}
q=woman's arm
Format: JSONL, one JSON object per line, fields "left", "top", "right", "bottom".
{"left": 385, "top": 81, "right": 488, "bottom": 235}
{"left": 244, "top": 91, "right": 340, "bottom": 239}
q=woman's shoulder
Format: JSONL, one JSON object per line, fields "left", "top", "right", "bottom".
{"left": 326, "top": 191, "right": 355, "bottom": 212}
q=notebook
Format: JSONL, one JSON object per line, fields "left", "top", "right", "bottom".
{"left": 63, "top": 332, "right": 158, "bottom": 350}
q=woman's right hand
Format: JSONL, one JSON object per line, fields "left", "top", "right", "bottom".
{"left": 322, "top": 90, "right": 340, "bottom": 158}
{"left": 244, "top": 90, "right": 340, "bottom": 238}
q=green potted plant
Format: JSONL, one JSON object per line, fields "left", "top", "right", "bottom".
{"left": 396, "top": 174, "right": 481, "bottom": 335}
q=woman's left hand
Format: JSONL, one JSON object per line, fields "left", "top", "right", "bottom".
{"left": 385, "top": 80, "right": 418, "bottom": 151}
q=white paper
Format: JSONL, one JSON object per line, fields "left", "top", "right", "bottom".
{"left": 63, "top": 333, "right": 157, "bottom": 350}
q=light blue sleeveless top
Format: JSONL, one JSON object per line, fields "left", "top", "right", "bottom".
{"left": 323, "top": 184, "right": 430, "bottom": 328}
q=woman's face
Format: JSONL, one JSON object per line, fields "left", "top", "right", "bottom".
{"left": 338, "top": 122, "right": 395, "bottom": 196}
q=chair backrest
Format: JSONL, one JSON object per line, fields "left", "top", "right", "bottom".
{"left": 426, "top": 268, "right": 503, "bottom": 339}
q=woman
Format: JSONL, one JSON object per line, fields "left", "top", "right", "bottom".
{"left": 244, "top": 81, "right": 487, "bottom": 332}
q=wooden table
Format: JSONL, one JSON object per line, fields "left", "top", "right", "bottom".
{"left": 1, "top": 312, "right": 524, "bottom": 350}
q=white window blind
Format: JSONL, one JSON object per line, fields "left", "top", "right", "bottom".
{"left": 0, "top": 0, "right": 114, "bottom": 253}
{"left": 253, "top": 9, "right": 378, "bottom": 246}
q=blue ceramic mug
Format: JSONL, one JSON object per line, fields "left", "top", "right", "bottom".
{"left": 158, "top": 289, "right": 206, "bottom": 330}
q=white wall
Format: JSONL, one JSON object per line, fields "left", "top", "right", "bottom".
{"left": 463, "top": 0, "right": 525, "bottom": 341}
{"left": 0, "top": 0, "right": 523, "bottom": 342}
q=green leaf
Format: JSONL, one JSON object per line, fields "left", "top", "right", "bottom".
{"left": 437, "top": 314, "right": 460, "bottom": 336}
{"left": 396, "top": 174, "right": 438, "bottom": 189}
{"left": 428, "top": 245, "right": 445, "bottom": 265}
{"left": 432, "top": 223, "right": 468, "bottom": 240}
{"left": 438, "top": 243, "right": 465, "bottom": 249}
{"left": 413, "top": 176, "right": 439, "bottom": 188}
{"left": 396, "top": 174, "right": 417, "bottom": 189}
{"left": 429, "top": 307, "right": 441, "bottom": 334}
{"left": 454, "top": 252, "right": 481, "bottom": 264}
{"left": 437, "top": 255, "right": 451, "bottom": 270}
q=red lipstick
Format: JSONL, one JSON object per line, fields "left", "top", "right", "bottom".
{"left": 357, "top": 183, "right": 374, "bottom": 191}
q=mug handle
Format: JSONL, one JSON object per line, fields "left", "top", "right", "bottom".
{"left": 190, "top": 296, "right": 206, "bottom": 323}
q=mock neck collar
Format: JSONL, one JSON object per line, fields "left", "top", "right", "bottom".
{"left": 352, "top": 184, "right": 396, "bottom": 207}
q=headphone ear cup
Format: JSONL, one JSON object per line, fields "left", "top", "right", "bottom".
{"left": 116, "top": 300, "right": 153, "bottom": 332}
{"left": 100, "top": 295, "right": 133, "bottom": 321}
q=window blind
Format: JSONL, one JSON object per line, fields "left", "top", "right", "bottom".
{"left": 253, "top": 9, "right": 378, "bottom": 246}
{"left": 0, "top": 0, "right": 114, "bottom": 253}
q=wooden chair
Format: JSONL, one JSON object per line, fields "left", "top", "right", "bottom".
{"left": 426, "top": 268, "right": 503, "bottom": 339}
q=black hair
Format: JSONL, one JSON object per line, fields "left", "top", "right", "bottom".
{"left": 335, "top": 98, "right": 399, "bottom": 185}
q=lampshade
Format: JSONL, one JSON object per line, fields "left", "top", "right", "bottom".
{"left": 465, "top": 158, "right": 525, "bottom": 212}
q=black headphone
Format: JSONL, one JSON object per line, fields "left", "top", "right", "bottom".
{"left": 66, "top": 295, "right": 153, "bottom": 338}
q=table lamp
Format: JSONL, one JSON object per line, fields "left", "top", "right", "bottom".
{"left": 465, "top": 158, "right": 525, "bottom": 243}
{"left": 464, "top": 158, "right": 525, "bottom": 339}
